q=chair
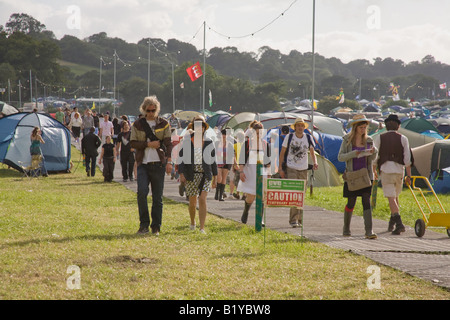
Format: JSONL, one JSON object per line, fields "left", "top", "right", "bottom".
{"left": 19, "top": 155, "right": 43, "bottom": 178}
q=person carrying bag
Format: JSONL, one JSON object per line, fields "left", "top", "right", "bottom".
{"left": 338, "top": 114, "right": 378, "bottom": 239}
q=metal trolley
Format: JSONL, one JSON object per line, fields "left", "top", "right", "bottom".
{"left": 407, "top": 176, "right": 450, "bottom": 238}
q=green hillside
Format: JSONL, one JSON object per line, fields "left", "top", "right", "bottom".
{"left": 57, "top": 59, "right": 97, "bottom": 77}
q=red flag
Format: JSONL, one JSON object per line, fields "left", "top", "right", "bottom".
{"left": 186, "top": 62, "right": 203, "bottom": 82}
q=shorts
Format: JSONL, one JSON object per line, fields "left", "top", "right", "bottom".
{"left": 380, "top": 172, "right": 403, "bottom": 198}
{"left": 185, "top": 173, "right": 212, "bottom": 197}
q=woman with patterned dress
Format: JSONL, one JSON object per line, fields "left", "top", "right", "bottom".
{"left": 178, "top": 115, "right": 217, "bottom": 234}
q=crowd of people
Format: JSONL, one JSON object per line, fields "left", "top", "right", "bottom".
{"left": 51, "top": 96, "right": 413, "bottom": 239}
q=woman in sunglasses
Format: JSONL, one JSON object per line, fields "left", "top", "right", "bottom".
{"left": 130, "top": 96, "right": 173, "bottom": 236}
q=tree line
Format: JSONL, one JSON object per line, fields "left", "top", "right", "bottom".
{"left": 1, "top": 13, "right": 449, "bottom": 116}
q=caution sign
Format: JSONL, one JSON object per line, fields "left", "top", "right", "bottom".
{"left": 264, "top": 178, "right": 306, "bottom": 208}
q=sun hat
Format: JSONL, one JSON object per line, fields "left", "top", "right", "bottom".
{"left": 290, "top": 117, "right": 309, "bottom": 130}
{"left": 348, "top": 114, "right": 370, "bottom": 127}
{"left": 384, "top": 114, "right": 401, "bottom": 124}
{"left": 192, "top": 114, "right": 210, "bottom": 130}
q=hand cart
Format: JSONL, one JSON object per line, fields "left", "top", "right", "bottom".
{"left": 407, "top": 176, "right": 450, "bottom": 238}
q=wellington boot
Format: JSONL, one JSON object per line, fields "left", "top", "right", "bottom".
{"left": 343, "top": 207, "right": 353, "bottom": 237}
{"left": 214, "top": 185, "right": 219, "bottom": 200}
{"left": 241, "top": 201, "right": 252, "bottom": 224}
{"left": 218, "top": 184, "right": 225, "bottom": 201}
{"left": 363, "top": 209, "right": 377, "bottom": 239}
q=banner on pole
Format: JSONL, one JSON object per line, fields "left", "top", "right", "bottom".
{"left": 186, "top": 61, "right": 203, "bottom": 82}
{"left": 264, "top": 178, "right": 306, "bottom": 208}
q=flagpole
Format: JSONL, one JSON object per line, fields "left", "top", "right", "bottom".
{"left": 202, "top": 21, "right": 206, "bottom": 115}
{"left": 311, "top": 0, "right": 316, "bottom": 133}
{"left": 99, "top": 56, "right": 102, "bottom": 114}
{"left": 148, "top": 38, "right": 151, "bottom": 96}
{"left": 310, "top": 0, "right": 316, "bottom": 195}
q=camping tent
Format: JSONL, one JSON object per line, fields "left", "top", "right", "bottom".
{"left": 0, "top": 101, "right": 19, "bottom": 116}
{"left": 411, "top": 140, "right": 450, "bottom": 194}
{"left": 206, "top": 112, "right": 231, "bottom": 129}
{"left": 401, "top": 118, "right": 442, "bottom": 137}
{"left": 0, "top": 112, "right": 71, "bottom": 173}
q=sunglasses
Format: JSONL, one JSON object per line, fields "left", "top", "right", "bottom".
{"left": 146, "top": 109, "right": 156, "bottom": 113}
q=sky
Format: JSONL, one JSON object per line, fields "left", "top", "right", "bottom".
{"left": 1, "top": 0, "right": 450, "bottom": 65}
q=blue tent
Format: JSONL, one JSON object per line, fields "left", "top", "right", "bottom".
{"left": 0, "top": 112, "right": 71, "bottom": 173}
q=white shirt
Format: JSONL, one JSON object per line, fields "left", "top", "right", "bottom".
{"left": 99, "top": 120, "right": 114, "bottom": 137}
{"left": 373, "top": 132, "right": 411, "bottom": 174}
{"left": 282, "top": 133, "right": 310, "bottom": 171}
{"left": 143, "top": 120, "right": 160, "bottom": 163}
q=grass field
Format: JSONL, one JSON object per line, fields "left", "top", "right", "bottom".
{"left": 0, "top": 147, "right": 449, "bottom": 300}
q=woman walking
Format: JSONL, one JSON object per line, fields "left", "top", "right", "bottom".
{"left": 178, "top": 115, "right": 217, "bottom": 234}
{"left": 116, "top": 121, "right": 135, "bottom": 182}
{"left": 237, "top": 121, "right": 271, "bottom": 224}
{"left": 338, "top": 114, "right": 378, "bottom": 239}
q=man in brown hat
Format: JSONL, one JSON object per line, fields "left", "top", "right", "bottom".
{"left": 373, "top": 114, "right": 412, "bottom": 235}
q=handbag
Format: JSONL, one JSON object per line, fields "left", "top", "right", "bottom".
{"left": 345, "top": 167, "right": 371, "bottom": 191}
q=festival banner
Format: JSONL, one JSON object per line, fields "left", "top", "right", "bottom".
{"left": 186, "top": 62, "right": 203, "bottom": 82}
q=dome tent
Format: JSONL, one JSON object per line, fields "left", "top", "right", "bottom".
{"left": 0, "top": 112, "right": 71, "bottom": 173}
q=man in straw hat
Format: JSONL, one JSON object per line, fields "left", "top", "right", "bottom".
{"left": 373, "top": 114, "right": 412, "bottom": 235}
{"left": 279, "top": 117, "right": 318, "bottom": 228}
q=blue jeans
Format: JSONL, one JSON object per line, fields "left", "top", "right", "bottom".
{"left": 137, "top": 162, "right": 165, "bottom": 231}
{"left": 85, "top": 155, "right": 97, "bottom": 176}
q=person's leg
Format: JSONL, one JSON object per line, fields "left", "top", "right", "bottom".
{"left": 136, "top": 164, "right": 150, "bottom": 231}
{"left": 198, "top": 191, "right": 208, "bottom": 231}
{"left": 189, "top": 195, "right": 197, "bottom": 227}
{"left": 90, "top": 156, "right": 97, "bottom": 177}
{"left": 343, "top": 196, "right": 356, "bottom": 236}
{"left": 362, "top": 193, "right": 377, "bottom": 239}
{"left": 149, "top": 163, "right": 165, "bottom": 233}
{"left": 241, "top": 194, "right": 255, "bottom": 224}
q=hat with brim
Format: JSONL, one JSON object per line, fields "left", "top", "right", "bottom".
{"left": 291, "top": 117, "right": 308, "bottom": 130}
{"left": 192, "top": 115, "right": 210, "bottom": 130}
{"left": 384, "top": 114, "right": 401, "bottom": 125}
{"left": 348, "top": 114, "right": 370, "bottom": 127}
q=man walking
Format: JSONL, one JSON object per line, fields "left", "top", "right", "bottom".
{"left": 279, "top": 118, "right": 318, "bottom": 228}
{"left": 99, "top": 113, "right": 114, "bottom": 144}
{"left": 81, "top": 127, "right": 102, "bottom": 177}
{"left": 373, "top": 114, "right": 412, "bottom": 235}
{"left": 131, "top": 96, "right": 173, "bottom": 235}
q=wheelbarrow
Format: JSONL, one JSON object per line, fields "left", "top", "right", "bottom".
{"left": 407, "top": 176, "right": 450, "bottom": 238}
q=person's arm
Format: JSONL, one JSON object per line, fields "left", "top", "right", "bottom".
{"left": 309, "top": 146, "right": 318, "bottom": 170}
{"left": 99, "top": 147, "right": 104, "bottom": 164}
{"left": 279, "top": 146, "right": 287, "bottom": 178}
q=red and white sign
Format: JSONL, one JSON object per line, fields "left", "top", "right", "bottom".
{"left": 186, "top": 61, "right": 203, "bottom": 82}
{"left": 266, "top": 190, "right": 304, "bottom": 208}
{"left": 264, "top": 178, "right": 306, "bottom": 208}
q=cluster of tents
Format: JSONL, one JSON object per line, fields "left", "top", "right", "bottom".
{"left": 164, "top": 102, "right": 450, "bottom": 194}
{"left": 1, "top": 101, "right": 449, "bottom": 194}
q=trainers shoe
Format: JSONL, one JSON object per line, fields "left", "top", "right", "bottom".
{"left": 290, "top": 222, "right": 299, "bottom": 228}
{"left": 199, "top": 229, "right": 206, "bottom": 234}
{"left": 190, "top": 224, "right": 196, "bottom": 231}
{"left": 233, "top": 193, "right": 240, "bottom": 199}
{"left": 151, "top": 227, "right": 160, "bottom": 236}
{"left": 136, "top": 227, "right": 149, "bottom": 235}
